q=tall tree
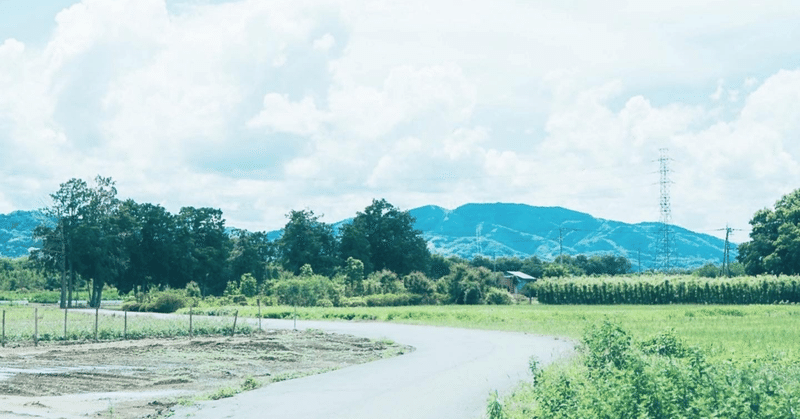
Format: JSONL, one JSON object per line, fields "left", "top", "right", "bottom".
{"left": 278, "top": 209, "right": 338, "bottom": 276}
{"left": 176, "top": 207, "right": 229, "bottom": 295}
{"left": 344, "top": 199, "right": 431, "bottom": 276}
{"left": 227, "top": 229, "right": 275, "bottom": 285}
{"left": 738, "top": 188, "right": 800, "bottom": 276}
{"left": 33, "top": 178, "right": 92, "bottom": 308}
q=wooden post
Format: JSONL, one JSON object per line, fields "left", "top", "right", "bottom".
{"left": 257, "top": 298, "right": 262, "bottom": 331}
{"left": 1, "top": 310, "right": 4, "bottom": 347}
{"left": 94, "top": 306, "right": 99, "bottom": 342}
{"left": 34, "top": 308, "right": 38, "bottom": 347}
{"left": 64, "top": 306, "right": 68, "bottom": 340}
{"left": 231, "top": 310, "right": 238, "bottom": 337}
{"left": 124, "top": 310, "right": 127, "bottom": 340}
{"left": 189, "top": 306, "right": 193, "bottom": 338}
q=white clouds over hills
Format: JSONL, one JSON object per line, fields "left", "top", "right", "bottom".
{"left": 0, "top": 0, "right": 799, "bottom": 240}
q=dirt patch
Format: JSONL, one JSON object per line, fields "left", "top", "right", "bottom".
{"left": 0, "top": 329, "right": 410, "bottom": 418}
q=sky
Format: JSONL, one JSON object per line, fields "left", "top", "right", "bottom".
{"left": 1, "top": 0, "right": 799, "bottom": 241}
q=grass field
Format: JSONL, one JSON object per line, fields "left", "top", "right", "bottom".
{"left": 186, "top": 303, "right": 800, "bottom": 362}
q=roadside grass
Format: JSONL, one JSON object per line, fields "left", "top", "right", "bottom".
{"left": 187, "top": 304, "right": 800, "bottom": 361}
{"left": 0, "top": 305, "right": 251, "bottom": 343}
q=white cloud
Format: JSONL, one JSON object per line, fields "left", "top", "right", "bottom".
{"left": 1, "top": 0, "right": 800, "bottom": 241}
{"left": 312, "top": 33, "right": 335, "bottom": 52}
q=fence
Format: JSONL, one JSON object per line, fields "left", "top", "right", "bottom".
{"left": 0, "top": 305, "right": 253, "bottom": 347}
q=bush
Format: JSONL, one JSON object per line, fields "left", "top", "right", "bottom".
{"left": 240, "top": 273, "right": 258, "bottom": 297}
{"left": 502, "top": 322, "right": 800, "bottom": 419}
{"left": 341, "top": 297, "right": 367, "bottom": 307}
{"left": 316, "top": 298, "right": 334, "bottom": 307}
{"left": 145, "top": 292, "right": 187, "bottom": 313}
{"left": 484, "top": 288, "right": 513, "bottom": 305}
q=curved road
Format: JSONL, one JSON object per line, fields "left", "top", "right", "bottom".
{"left": 171, "top": 319, "right": 574, "bottom": 419}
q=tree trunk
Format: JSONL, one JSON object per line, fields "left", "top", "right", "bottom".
{"left": 60, "top": 224, "right": 67, "bottom": 309}
{"left": 91, "top": 279, "right": 104, "bottom": 308}
{"left": 67, "top": 259, "right": 74, "bottom": 308}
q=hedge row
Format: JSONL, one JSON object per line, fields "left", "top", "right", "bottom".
{"left": 537, "top": 275, "right": 800, "bottom": 305}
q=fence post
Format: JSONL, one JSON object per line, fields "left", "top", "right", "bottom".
{"left": 124, "top": 310, "right": 127, "bottom": 340}
{"left": 34, "top": 307, "right": 38, "bottom": 347}
{"left": 2, "top": 310, "right": 5, "bottom": 347}
{"left": 189, "top": 306, "right": 193, "bottom": 338}
{"left": 257, "top": 298, "right": 261, "bottom": 331}
{"left": 94, "top": 306, "right": 99, "bottom": 342}
{"left": 231, "top": 310, "right": 238, "bottom": 337}
{"left": 64, "top": 306, "right": 68, "bottom": 340}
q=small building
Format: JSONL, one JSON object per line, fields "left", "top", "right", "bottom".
{"left": 503, "top": 271, "right": 537, "bottom": 294}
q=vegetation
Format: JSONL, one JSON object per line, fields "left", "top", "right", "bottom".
{"left": 492, "top": 322, "right": 800, "bottom": 419}
{"left": 536, "top": 274, "right": 800, "bottom": 305}
{"left": 738, "top": 187, "right": 800, "bottom": 276}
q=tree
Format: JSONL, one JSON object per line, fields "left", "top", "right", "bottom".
{"left": 278, "top": 210, "right": 338, "bottom": 276}
{"left": 34, "top": 178, "right": 92, "bottom": 308}
{"left": 738, "top": 189, "right": 800, "bottom": 276}
{"left": 175, "top": 207, "right": 230, "bottom": 295}
{"left": 343, "top": 199, "right": 430, "bottom": 276}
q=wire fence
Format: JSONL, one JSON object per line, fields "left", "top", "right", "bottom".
{"left": 0, "top": 305, "right": 254, "bottom": 347}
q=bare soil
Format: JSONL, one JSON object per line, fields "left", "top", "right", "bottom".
{"left": 0, "top": 330, "right": 409, "bottom": 418}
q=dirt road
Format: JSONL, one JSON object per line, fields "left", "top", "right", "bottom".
{"left": 171, "top": 319, "right": 574, "bottom": 419}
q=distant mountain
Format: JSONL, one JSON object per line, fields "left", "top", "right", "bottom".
{"left": 0, "top": 210, "right": 43, "bottom": 258}
{"left": 407, "top": 203, "right": 732, "bottom": 270}
{"left": 1, "top": 203, "right": 733, "bottom": 270}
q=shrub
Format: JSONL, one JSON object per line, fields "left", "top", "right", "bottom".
{"left": 316, "top": 298, "right": 334, "bottom": 307}
{"left": 240, "top": 273, "right": 258, "bottom": 297}
{"left": 484, "top": 288, "right": 513, "bottom": 305}
{"left": 185, "top": 281, "right": 202, "bottom": 298}
{"left": 146, "top": 292, "right": 187, "bottom": 313}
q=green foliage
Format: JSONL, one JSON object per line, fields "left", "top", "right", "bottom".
{"left": 340, "top": 199, "right": 430, "bottom": 276}
{"left": 440, "top": 264, "right": 502, "bottom": 304}
{"left": 271, "top": 274, "right": 342, "bottom": 307}
{"left": 520, "top": 282, "right": 537, "bottom": 301}
{"left": 537, "top": 275, "right": 800, "bottom": 305}
{"left": 343, "top": 257, "right": 365, "bottom": 295}
{"left": 223, "top": 280, "right": 239, "bottom": 296}
{"left": 185, "top": 281, "right": 202, "bottom": 298}
{"left": 123, "top": 290, "right": 187, "bottom": 313}
{"left": 278, "top": 210, "right": 338, "bottom": 277}
{"left": 694, "top": 262, "right": 720, "bottom": 278}
{"left": 738, "top": 188, "right": 800, "bottom": 276}
{"left": 364, "top": 293, "right": 423, "bottom": 307}
{"left": 499, "top": 323, "right": 800, "bottom": 419}
{"left": 402, "top": 271, "right": 435, "bottom": 298}
{"left": 484, "top": 288, "right": 514, "bottom": 305}
{"left": 239, "top": 273, "right": 257, "bottom": 297}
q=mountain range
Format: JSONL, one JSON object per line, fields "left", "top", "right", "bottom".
{"left": 0, "top": 203, "right": 734, "bottom": 269}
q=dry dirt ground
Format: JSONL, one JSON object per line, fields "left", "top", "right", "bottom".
{"left": 0, "top": 330, "right": 410, "bottom": 419}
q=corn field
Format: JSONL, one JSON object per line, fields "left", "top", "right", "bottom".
{"left": 537, "top": 275, "right": 800, "bottom": 305}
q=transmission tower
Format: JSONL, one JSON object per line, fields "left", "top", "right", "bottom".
{"left": 656, "top": 148, "right": 673, "bottom": 272}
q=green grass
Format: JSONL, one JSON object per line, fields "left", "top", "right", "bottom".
{"left": 187, "top": 303, "right": 800, "bottom": 361}
{"left": 0, "top": 305, "right": 251, "bottom": 343}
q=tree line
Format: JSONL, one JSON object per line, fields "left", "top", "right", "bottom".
{"left": 26, "top": 176, "right": 648, "bottom": 308}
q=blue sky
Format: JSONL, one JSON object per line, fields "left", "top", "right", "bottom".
{"left": 1, "top": 0, "right": 799, "bottom": 242}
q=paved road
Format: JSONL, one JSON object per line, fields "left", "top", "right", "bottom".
{"left": 171, "top": 319, "right": 574, "bottom": 419}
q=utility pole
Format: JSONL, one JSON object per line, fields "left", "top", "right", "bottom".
{"left": 557, "top": 227, "right": 578, "bottom": 266}
{"left": 716, "top": 225, "right": 742, "bottom": 277}
{"left": 656, "top": 148, "right": 673, "bottom": 272}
